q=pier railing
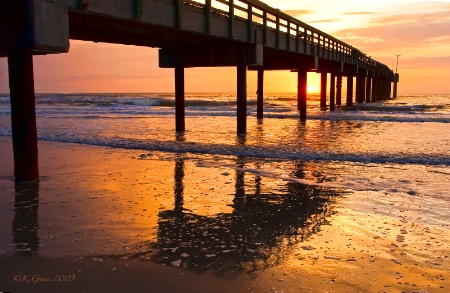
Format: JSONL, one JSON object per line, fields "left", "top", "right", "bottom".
{"left": 177, "top": 0, "right": 392, "bottom": 77}
{"left": 65, "top": 0, "right": 393, "bottom": 78}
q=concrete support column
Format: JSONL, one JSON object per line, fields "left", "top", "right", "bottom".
{"left": 383, "top": 79, "right": 388, "bottom": 100}
{"left": 336, "top": 74, "right": 342, "bottom": 106}
{"left": 376, "top": 78, "right": 383, "bottom": 100}
{"left": 257, "top": 68, "right": 264, "bottom": 119}
{"left": 329, "top": 72, "right": 335, "bottom": 111}
{"left": 383, "top": 79, "right": 389, "bottom": 100}
{"left": 387, "top": 80, "right": 392, "bottom": 99}
{"left": 393, "top": 81, "right": 398, "bottom": 99}
{"left": 297, "top": 70, "right": 307, "bottom": 120}
{"left": 175, "top": 66, "right": 185, "bottom": 132}
{"left": 376, "top": 78, "right": 382, "bottom": 101}
{"left": 320, "top": 72, "right": 327, "bottom": 109}
{"left": 8, "top": 52, "right": 39, "bottom": 181}
{"left": 393, "top": 73, "right": 399, "bottom": 99}
{"left": 365, "top": 77, "right": 372, "bottom": 103}
{"left": 346, "top": 75, "right": 353, "bottom": 106}
{"left": 237, "top": 65, "right": 247, "bottom": 134}
{"left": 378, "top": 78, "right": 383, "bottom": 100}
{"left": 371, "top": 77, "right": 378, "bottom": 102}
{"left": 356, "top": 75, "right": 366, "bottom": 104}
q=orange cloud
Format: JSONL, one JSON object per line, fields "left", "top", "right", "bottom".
{"left": 424, "top": 35, "right": 450, "bottom": 43}
{"left": 395, "top": 56, "right": 450, "bottom": 70}
{"left": 283, "top": 9, "right": 314, "bottom": 17}
{"left": 335, "top": 10, "right": 450, "bottom": 53}
{"left": 343, "top": 12, "right": 377, "bottom": 15}
{"left": 309, "top": 18, "right": 341, "bottom": 23}
{"left": 371, "top": 9, "right": 450, "bottom": 25}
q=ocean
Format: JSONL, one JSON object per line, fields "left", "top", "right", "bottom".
{"left": 0, "top": 92, "right": 449, "bottom": 291}
{"left": 1, "top": 93, "right": 449, "bottom": 163}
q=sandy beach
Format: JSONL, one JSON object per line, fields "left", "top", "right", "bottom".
{"left": 0, "top": 136, "right": 448, "bottom": 292}
{"left": 0, "top": 137, "right": 260, "bottom": 293}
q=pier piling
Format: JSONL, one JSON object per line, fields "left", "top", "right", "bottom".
{"left": 365, "top": 77, "right": 372, "bottom": 103}
{"left": 8, "top": 52, "right": 39, "bottom": 181}
{"left": 346, "top": 75, "right": 354, "bottom": 106}
{"left": 371, "top": 77, "right": 378, "bottom": 102}
{"left": 175, "top": 66, "right": 185, "bottom": 132}
{"left": 386, "top": 79, "right": 392, "bottom": 99}
{"left": 237, "top": 65, "right": 247, "bottom": 134}
{"left": 393, "top": 73, "right": 399, "bottom": 99}
{"left": 297, "top": 70, "right": 307, "bottom": 120}
{"left": 336, "top": 74, "right": 342, "bottom": 106}
{"left": 330, "top": 73, "right": 335, "bottom": 111}
{"left": 320, "top": 72, "right": 327, "bottom": 109}
{"left": 257, "top": 68, "right": 264, "bottom": 119}
{"left": 356, "top": 75, "right": 366, "bottom": 104}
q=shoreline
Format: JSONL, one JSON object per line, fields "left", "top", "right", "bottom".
{"left": 0, "top": 136, "right": 448, "bottom": 292}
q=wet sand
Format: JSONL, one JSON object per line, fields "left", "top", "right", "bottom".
{"left": 0, "top": 136, "right": 448, "bottom": 293}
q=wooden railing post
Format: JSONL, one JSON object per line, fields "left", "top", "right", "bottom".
{"left": 286, "top": 21, "right": 290, "bottom": 51}
{"left": 205, "top": 0, "right": 211, "bottom": 34}
{"left": 275, "top": 16, "right": 280, "bottom": 49}
{"left": 133, "top": 0, "right": 142, "bottom": 20}
{"left": 262, "top": 10, "right": 267, "bottom": 45}
{"left": 229, "top": 0, "right": 235, "bottom": 38}
{"left": 175, "top": 0, "right": 182, "bottom": 29}
{"left": 247, "top": 3, "right": 252, "bottom": 42}
{"left": 303, "top": 28, "right": 307, "bottom": 54}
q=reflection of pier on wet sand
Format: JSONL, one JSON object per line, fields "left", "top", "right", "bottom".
{"left": 0, "top": 137, "right": 342, "bottom": 292}
{"left": 111, "top": 157, "right": 339, "bottom": 277}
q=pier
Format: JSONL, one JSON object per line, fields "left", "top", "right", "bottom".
{"left": 1, "top": 0, "right": 398, "bottom": 181}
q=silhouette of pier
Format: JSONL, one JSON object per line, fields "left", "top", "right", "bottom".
{"left": 1, "top": 0, "right": 399, "bottom": 181}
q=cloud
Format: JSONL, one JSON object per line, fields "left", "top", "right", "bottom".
{"left": 337, "top": 34, "right": 384, "bottom": 44}
{"left": 334, "top": 9, "right": 450, "bottom": 54}
{"left": 309, "top": 18, "right": 340, "bottom": 23}
{"left": 387, "top": 56, "right": 450, "bottom": 70}
{"left": 37, "top": 74, "right": 158, "bottom": 83}
{"left": 424, "top": 35, "right": 450, "bottom": 43}
{"left": 283, "top": 9, "right": 314, "bottom": 17}
{"left": 343, "top": 12, "right": 378, "bottom": 15}
{"left": 370, "top": 9, "right": 450, "bottom": 25}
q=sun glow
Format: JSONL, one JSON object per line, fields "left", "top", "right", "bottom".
{"left": 307, "top": 85, "right": 318, "bottom": 93}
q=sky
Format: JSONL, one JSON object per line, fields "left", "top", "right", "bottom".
{"left": 0, "top": 0, "right": 449, "bottom": 94}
